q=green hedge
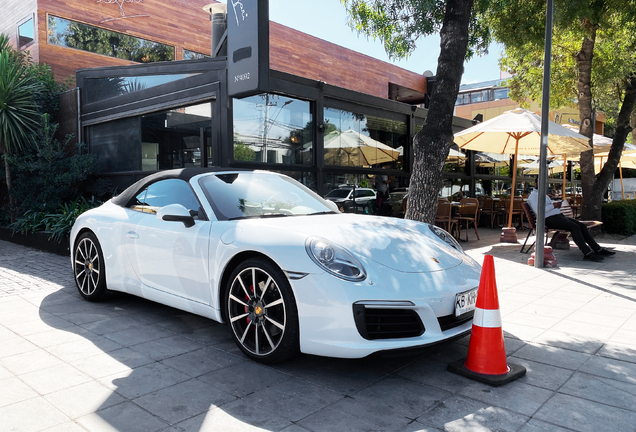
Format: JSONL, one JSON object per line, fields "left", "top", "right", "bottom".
{"left": 602, "top": 200, "right": 636, "bottom": 235}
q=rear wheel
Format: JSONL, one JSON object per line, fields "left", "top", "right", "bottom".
{"left": 73, "top": 232, "right": 107, "bottom": 301}
{"left": 225, "top": 258, "right": 299, "bottom": 363}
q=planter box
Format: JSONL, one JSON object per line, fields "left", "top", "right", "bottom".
{"left": 0, "top": 226, "right": 70, "bottom": 256}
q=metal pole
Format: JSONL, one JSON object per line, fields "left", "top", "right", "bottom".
{"left": 535, "top": 0, "right": 554, "bottom": 268}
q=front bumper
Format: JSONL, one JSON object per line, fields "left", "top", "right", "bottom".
{"left": 290, "top": 260, "right": 480, "bottom": 358}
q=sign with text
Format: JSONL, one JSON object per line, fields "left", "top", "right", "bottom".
{"left": 227, "top": 0, "right": 269, "bottom": 98}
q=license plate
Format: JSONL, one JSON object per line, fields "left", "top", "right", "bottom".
{"left": 455, "top": 288, "right": 478, "bottom": 317}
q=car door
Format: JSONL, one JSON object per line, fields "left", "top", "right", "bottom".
{"left": 124, "top": 179, "right": 211, "bottom": 304}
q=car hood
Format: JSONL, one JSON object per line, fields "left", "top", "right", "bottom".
{"left": 252, "top": 214, "right": 466, "bottom": 273}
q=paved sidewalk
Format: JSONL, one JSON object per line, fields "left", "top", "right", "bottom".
{"left": 1, "top": 229, "right": 636, "bottom": 432}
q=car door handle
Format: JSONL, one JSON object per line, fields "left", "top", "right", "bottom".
{"left": 126, "top": 231, "right": 139, "bottom": 239}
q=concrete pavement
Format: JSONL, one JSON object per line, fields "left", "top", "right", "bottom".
{"left": 1, "top": 228, "right": 636, "bottom": 432}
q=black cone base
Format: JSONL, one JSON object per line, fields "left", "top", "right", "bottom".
{"left": 447, "top": 359, "right": 526, "bottom": 387}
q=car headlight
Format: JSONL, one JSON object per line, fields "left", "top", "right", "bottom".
{"left": 305, "top": 237, "right": 366, "bottom": 282}
{"left": 429, "top": 225, "right": 464, "bottom": 253}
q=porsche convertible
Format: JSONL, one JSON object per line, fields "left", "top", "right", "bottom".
{"left": 70, "top": 168, "right": 482, "bottom": 363}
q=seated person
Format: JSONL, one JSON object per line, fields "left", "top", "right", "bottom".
{"left": 527, "top": 179, "right": 615, "bottom": 262}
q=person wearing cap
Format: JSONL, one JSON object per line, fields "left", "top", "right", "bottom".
{"left": 527, "top": 179, "right": 615, "bottom": 262}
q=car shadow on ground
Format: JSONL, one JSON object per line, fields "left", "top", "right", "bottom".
{"left": 38, "top": 283, "right": 484, "bottom": 431}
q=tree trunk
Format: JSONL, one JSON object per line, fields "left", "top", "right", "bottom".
{"left": 405, "top": 0, "right": 474, "bottom": 224}
{"left": 595, "top": 74, "right": 636, "bottom": 203}
{"left": 631, "top": 111, "right": 636, "bottom": 146}
{"left": 3, "top": 154, "right": 16, "bottom": 224}
{"left": 576, "top": 22, "right": 597, "bottom": 220}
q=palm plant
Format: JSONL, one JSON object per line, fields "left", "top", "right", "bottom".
{"left": 0, "top": 34, "right": 42, "bottom": 222}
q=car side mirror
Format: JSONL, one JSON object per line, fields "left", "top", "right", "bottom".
{"left": 156, "top": 204, "right": 195, "bottom": 228}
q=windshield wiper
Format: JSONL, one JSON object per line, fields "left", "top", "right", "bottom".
{"left": 307, "top": 211, "right": 338, "bottom": 216}
{"left": 229, "top": 214, "right": 293, "bottom": 221}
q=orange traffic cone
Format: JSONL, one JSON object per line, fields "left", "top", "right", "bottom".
{"left": 447, "top": 255, "right": 526, "bottom": 386}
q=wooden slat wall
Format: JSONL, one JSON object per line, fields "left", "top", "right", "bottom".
{"left": 31, "top": 0, "right": 426, "bottom": 100}
{"left": 269, "top": 22, "right": 427, "bottom": 99}
{"left": 38, "top": 39, "right": 136, "bottom": 83}
{"left": 37, "top": 0, "right": 213, "bottom": 82}
{"left": 39, "top": 0, "right": 212, "bottom": 54}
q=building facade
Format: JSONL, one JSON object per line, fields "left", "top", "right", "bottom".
{"left": 5, "top": 0, "right": 507, "bottom": 199}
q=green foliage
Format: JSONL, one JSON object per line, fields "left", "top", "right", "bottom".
{"left": 489, "top": 1, "right": 636, "bottom": 112}
{"left": 0, "top": 43, "right": 42, "bottom": 155}
{"left": 8, "top": 115, "right": 99, "bottom": 214}
{"left": 10, "top": 196, "right": 100, "bottom": 243}
{"left": 602, "top": 199, "right": 636, "bottom": 235}
{"left": 341, "top": 0, "right": 492, "bottom": 60}
{"left": 48, "top": 16, "right": 174, "bottom": 63}
{"left": 234, "top": 142, "right": 257, "bottom": 162}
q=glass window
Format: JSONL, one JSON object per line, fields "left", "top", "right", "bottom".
{"left": 48, "top": 16, "right": 174, "bottom": 62}
{"left": 444, "top": 145, "right": 466, "bottom": 174}
{"left": 475, "top": 151, "right": 510, "bottom": 176}
{"left": 470, "top": 92, "right": 483, "bottom": 103}
{"left": 131, "top": 179, "right": 202, "bottom": 218}
{"left": 141, "top": 102, "right": 211, "bottom": 171}
{"left": 233, "top": 94, "right": 312, "bottom": 165}
{"left": 87, "top": 102, "right": 212, "bottom": 173}
{"left": 271, "top": 170, "right": 317, "bottom": 192}
{"left": 18, "top": 17, "right": 34, "bottom": 47}
{"left": 494, "top": 88, "right": 509, "bottom": 100}
{"left": 323, "top": 172, "right": 375, "bottom": 192}
{"left": 88, "top": 117, "right": 141, "bottom": 172}
{"left": 323, "top": 108, "right": 406, "bottom": 169}
{"left": 199, "top": 172, "right": 331, "bottom": 220}
{"left": 183, "top": 49, "right": 209, "bottom": 60}
{"left": 440, "top": 179, "right": 471, "bottom": 200}
{"left": 84, "top": 73, "right": 200, "bottom": 104}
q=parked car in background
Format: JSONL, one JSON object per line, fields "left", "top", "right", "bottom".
{"left": 70, "top": 168, "right": 481, "bottom": 363}
{"left": 324, "top": 186, "right": 376, "bottom": 213}
{"left": 388, "top": 188, "right": 408, "bottom": 217}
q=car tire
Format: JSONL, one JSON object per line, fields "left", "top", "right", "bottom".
{"left": 73, "top": 232, "right": 107, "bottom": 302}
{"left": 225, "top": 258, "right": 300, "bottom": 363}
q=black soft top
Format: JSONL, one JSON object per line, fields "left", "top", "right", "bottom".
{"left": 111, "top": 167, "right": 253, "bottom": 207}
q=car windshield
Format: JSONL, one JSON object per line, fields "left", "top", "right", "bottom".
{"left": 325, "top": 189, "right": 351, "bottom": 198}
{"left": 199, "top": 172, "right": 335, "bottom": 220}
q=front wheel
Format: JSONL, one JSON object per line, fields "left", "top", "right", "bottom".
{"left": 225, "top": 258, "right": 299, "bottom": 363}
{"left": 73, "top": 232, "right": 107, "bottom": 301}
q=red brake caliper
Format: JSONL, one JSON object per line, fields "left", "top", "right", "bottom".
{"left": 245, "top": 284, "right": 254, "bottom": 324}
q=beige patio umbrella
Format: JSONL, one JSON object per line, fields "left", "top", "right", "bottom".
{"left": 324, "top": 129, "right": 400, "bottom": 167}
{"left": 454, "top": 108, "right": 590, "bottom": 237}
{"left": 519, "top": 159, "right": 563, "bottom": 176}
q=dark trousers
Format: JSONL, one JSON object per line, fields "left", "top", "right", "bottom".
{"left": 545, "top": 214, "right": 600, "bottom": 255}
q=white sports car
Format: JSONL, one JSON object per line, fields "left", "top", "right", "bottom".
{"left": 70, "top": 168, "right": 481, "bottom": 363}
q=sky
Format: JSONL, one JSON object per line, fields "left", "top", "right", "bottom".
{"left": 224, "top": 0, "right": 503, "bottom": 85}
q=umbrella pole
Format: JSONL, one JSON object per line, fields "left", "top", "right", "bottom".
{"left": 507, "top": 141, "right": 519, "bottom": 228}
{"left": 501, "top": 139, "right": 520, "bottom": 243}
{"left": 562, "top": 153, "right": 567, "bottom": 199}
{"left": 620, "top": 161, "right": 625, "bottom": 199}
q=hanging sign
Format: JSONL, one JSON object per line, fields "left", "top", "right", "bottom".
{"left": 227, "top": 0, "right": 269, "bottom": 97}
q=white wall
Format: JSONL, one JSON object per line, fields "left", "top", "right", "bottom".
{"left": 611, "top": 178, "right": 636, "bottom": 200}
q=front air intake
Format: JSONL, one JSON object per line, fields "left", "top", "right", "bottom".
{"left": 353, "top": 305, "right": 425, "bottom": 340}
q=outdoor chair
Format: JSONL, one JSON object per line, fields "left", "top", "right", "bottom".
{"left": 479, "top": 196, "right": 498, "bottom": 228}
{"left": 504, "top": 197, "right": 525, "bottom": 230}
{"left": 435, "top": 199, "right": 454, "bottom": 233}
{"left": 453, "top": 197, "right": 480, "bottom": 241}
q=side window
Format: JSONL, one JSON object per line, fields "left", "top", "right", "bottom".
{"left": 18, "top": 16, "right": 34, "bottom": 48}
{"left": 130, "top": 179, "right": 203, "bottom": 218}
